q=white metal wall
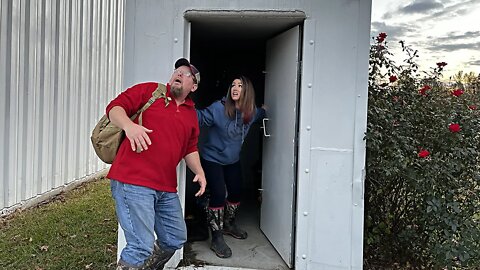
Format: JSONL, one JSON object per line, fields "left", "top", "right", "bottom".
{"left": 0, "top": 0, "right": 124, "bottom": 213}
{"left": 124, "top": 1, "right": 371, "bottom": 269}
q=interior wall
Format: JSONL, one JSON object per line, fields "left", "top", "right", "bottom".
{"left": 190, "top": 29, "right": 266, "bottom": 108}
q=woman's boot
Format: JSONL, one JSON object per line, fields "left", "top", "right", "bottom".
{"left": 223, "top": 202, "right": 248, "bottom": 239}
{"left": 207, "top": 207, "right": 232, "bottom": 258}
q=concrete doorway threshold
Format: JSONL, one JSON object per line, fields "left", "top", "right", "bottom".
{"left": 178, "top": 190, "right": 289, "bottom": 270}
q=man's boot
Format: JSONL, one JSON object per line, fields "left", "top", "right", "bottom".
{"left": 142, "top": 241, "right": 175, "bottom": 270}
{"left": 223, "top": 202, "right": 248, "bottom": 239}
{"left": 116, "top": 259, "right": 141, "bottom": 270}
{"left": 207, "top": 207, "right": 232, "bottom": 258}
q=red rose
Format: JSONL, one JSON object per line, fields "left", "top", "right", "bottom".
{"left": 418, "top": 149, "right": 430, "bottom": 158}
{"left": 419, "top": 85, "right": 431, "bottom": 96}
{"left": 452, "top": 89, "right": 464, "bottom": 97}
{"left": 468, "top": 105, "right": 477, "bottom": 110}
{"left": 389, "top": 75, "right": 397, "bottom": 83}
{"left": 448, "top": 123, "right": 461, "bottom": 133}
{"left": 436, "top": 62, "right": 447, "bottom": 68}
{"left": 376, "top": 33, "right": 387, "bottom": 43}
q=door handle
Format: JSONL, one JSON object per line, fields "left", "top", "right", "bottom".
{"left": 261, "top": 118, "right": 270, "bottom": 137}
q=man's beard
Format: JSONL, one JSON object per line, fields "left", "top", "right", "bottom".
{"left": 171, "top": 85, "right": 183, "bottom": 98}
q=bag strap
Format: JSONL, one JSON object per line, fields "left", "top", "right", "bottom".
{"left": 139, "top": 83, "right": 167, "bottom": 115}
{"left": 132, "top": 83, "right": 167, "bottom": 153}
{"left": 132, "top": 83, "right": 167, "bottom": 124}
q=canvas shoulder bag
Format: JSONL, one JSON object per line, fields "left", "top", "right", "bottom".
{"left": 91, "top": 83, "right": 167, "bottom": 164}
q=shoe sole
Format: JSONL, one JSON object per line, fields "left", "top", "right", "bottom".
{"left": 210, "top": 247, "right": 232, "bottom": 258}
{"left": 223, "top": 231, "right": 248, "bottom": 240}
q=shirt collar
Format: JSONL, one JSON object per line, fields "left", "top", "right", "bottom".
{"left": 166, "top": 83, "right": 195, "bottom": 107}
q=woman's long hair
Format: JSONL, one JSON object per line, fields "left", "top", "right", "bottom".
{"left": 224, "top": 75, "right": 256, "bottom": 124}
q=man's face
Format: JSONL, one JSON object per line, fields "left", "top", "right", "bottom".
{"left": 169, "top": 66, "right": 197, "bottom": 99}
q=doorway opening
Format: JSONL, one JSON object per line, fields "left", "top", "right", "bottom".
{"left": 182, "top": 10, "right": 304, "bottom": 270}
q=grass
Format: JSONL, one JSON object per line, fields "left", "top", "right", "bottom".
{"left": 0, "top": 178, "right": 118, "bottom": 270}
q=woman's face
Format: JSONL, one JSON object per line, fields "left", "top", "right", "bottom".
{"left": 230, "top": 79, "right": 243, "bottom": 101}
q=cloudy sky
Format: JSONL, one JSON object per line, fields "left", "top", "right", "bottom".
{"left": 371, "top": 0, "right": 480, "bottom": 79}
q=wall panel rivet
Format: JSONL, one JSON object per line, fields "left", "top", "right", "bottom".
{"left": 305, "top": 169, "right": 309, "bottom": 173}
{"left": 302, "top": 254, "right": 307, "bottom": 259}
{"left": 309, "top": 40, "right": 314, "bottom": 45}
{"left": 306, "top": 126, "right": 311, "bottom": 131}
{"left": 308, "top": 83, "right": 312, "bottom": 88}
{"left": 174, "top": 38, "right": 178, "bottom": 43}
{"left": 303, "top": 211, "right": 308, "bottom": 216}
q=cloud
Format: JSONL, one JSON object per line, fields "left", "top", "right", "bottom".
{"left": 426, "top": 42, "right": 480, "bottom": 52}
{"left": 371, "top": 21, "right": 418, "bottom": 41}
{"left": 371, "top": 0, "right": 480, "bottom": 76}
{"left": 467, "top": 59, "right": 480, "bottom": 66}
{"left": 373, "top": 1, "right": 480, "bottom": 50}
{"left": 381, "top": 0, "right": 443, "bottom": 19}
{"left": 430, "top": 31, "right": 480, "bottom": 43}
{"left": 381, "top": 0, "right": 480, "bottom": 22}
{"left": 422, "top": 0, "right": 480, "bottom": 21}
{"left": 424, "top": 30, "right": 480, "bottom": 52}
{"left": 400, "top": 0, "right": 443, "bottom": 14}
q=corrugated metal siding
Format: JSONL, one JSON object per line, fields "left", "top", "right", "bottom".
{"left": 0, "top": 0, "right": 124, "bottom": 212}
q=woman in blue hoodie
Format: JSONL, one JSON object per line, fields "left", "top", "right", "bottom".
{"left": 197, "top": 75, "right": 265, "bottom": 258}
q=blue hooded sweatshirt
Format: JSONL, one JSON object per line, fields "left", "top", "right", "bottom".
{"left": 197, "top": 98, "right": 265, "bottom": 165}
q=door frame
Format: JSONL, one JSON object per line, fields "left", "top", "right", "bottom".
{"left": 183, "top": 10, "right": 306, "bottom": 269}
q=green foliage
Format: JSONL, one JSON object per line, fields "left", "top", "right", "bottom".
{"left": 0, "top": 179, "right": 117, "bottom": 270}
{"left": 364, "top": 33, "right": 480, "bottom": 269}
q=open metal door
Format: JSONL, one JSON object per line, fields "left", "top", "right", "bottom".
{"left": 261, "top": 25, "right": 301, "bottom": 268}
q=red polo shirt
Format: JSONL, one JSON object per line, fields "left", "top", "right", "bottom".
{"left": 106, "top": 82, "right": 199, "bottom": 192}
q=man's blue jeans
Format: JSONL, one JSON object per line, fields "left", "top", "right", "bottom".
{"left": 110, "top": 180, "right": 187, "bottom": 267}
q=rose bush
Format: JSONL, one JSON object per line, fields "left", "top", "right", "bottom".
{"left": 364, "top": 33, "right": 480, "bottom": 269}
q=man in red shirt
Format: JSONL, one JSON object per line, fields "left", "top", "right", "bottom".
{"left": 107, "top": 58, "right": 206, "bottom": 270}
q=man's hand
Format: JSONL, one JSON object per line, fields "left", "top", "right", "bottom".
{"left": 109, "top": 106, "right": 153, "bottom": 152}
{"left": 193, "top": 173, "right": 206, "bottom": 197}
{"left": 124, "top": 122, "right": 153, "bottom": 152}
{"left": 184, "top": 151, "right": 207, "bottom": 196}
